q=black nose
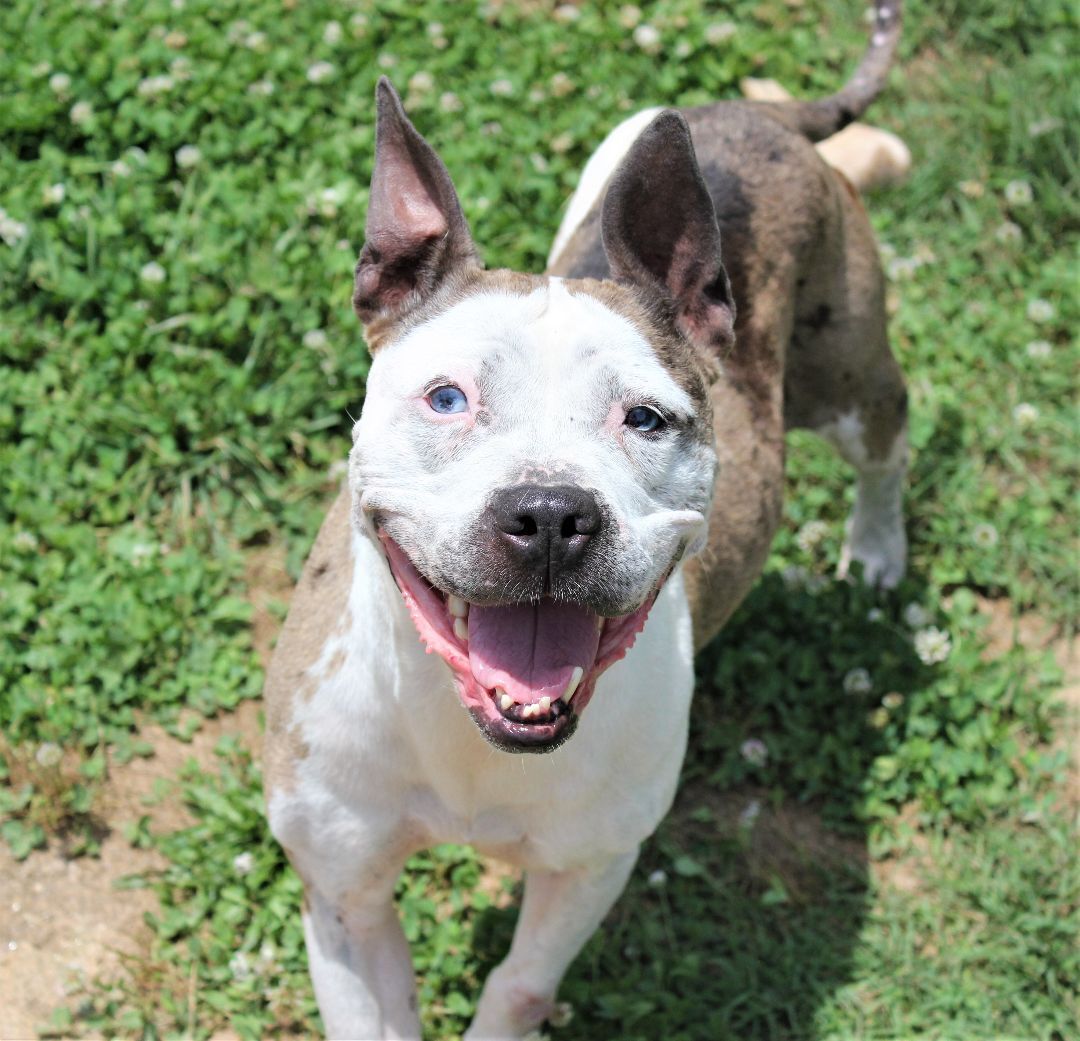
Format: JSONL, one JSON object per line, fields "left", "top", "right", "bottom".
{"left": 490, "top": 484, "right": 603, "bottom": 580}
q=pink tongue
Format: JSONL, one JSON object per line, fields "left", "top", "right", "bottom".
{"left": 468, "top": 600, "right": 601, "bottom": 704}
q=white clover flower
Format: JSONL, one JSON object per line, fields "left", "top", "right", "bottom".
{"left": 675, "top": 41, "right": 692, "bottom": 59}
{"left": 739, "top": 738, "right": 768, "bottom": 767}
{"left": 881, "top": 692, "right": 904, "bottom": 711}
{"left": 914, "top": 626, "right": 951, "bottom": 665}
{"left": 1004, "top": 179, "right": 1033, "bottom": 206}
{"left": 902, "top": 602, "right": 931, "bottom": 628}
{"left": 175, "top": 144, "right": 201, "bottom": 169}
{"left": 553, "top": 4, "right": 580, "bottom": 22}
{"left": 843, "top": 667, "right": 873, "bottom": 695}
{"left": 705, "top": 21, "right": 737, "bottom": 45}
{"left": 31, "top": 61, "right": 52, "bottom": 77}
{"left": 130, "top": 541, "right": 158, "bottom": 565}
{"left": 972, "top": 522, "right": 999, "bottom": 549}
{"left": 646, "top": 868, "right": 667, "bottom": 887}
{"left": 887, "top": 255, "right": 920, "bottom": 281}
{"left": 1012, "top": 402, "right": 1038, "bottom": 427}
{"left": 229, "top": 951, "right": 253, "bottom": 980}
{"left": 551, "top": 132, "right": 574, "bottom": 154}
{"left": 140, "top": 261, "right": 166, "bottom": 284}
{"left": 633, "top": 23, "right": 662, "bottom": 54}
{"left": 549, "top": 1002, "right": 574, "bottom": 1028}
{"left": 49, "top": 72, "right": 71, "bottom": 94}
{"left": 350, "top": 12, "right": 369, "bottom": 36}
{"left": 303, "top": 329, "right": 329, "bottom": 350}
{"left": 1026, "top": 298, "right": 1054, "bottom": 323}
{"left": 137, "top": 74, "right": 175, "bottom": 97}
{"left": 248, "top": 79, "right": 275, "bottom": 97}
{"left": 13, "top": 530, "right": 38, "bottom": 551}
{"left": 490, "top": 78, "right": 514, "bottom": 97}
{"left": 323, "top": 20, "right": 343, "bottom": 45}
{"left": 439, "top": 91, "right": 463, "bottom": 113}
{"left": 549, "top": 72, "right": 574, "bottom": 97}
{"left": 244, "top": 31, "right": 268, "bottom": 51}
{"left": 169, "top": 56, "right": 193, "bottom": 80}
{"left": 306, "top": 61, "right": 335, "bottom": 84}
{"left": 426, "top": 21, "right": 443, "bottom": 37}
{"left": 1028, "top": 116, "right": 1063, "bottom": 138}
{"left": 35, "top": 742, "right": 64, "bottom": 768}
{"left": 795, "top": 519, "right": 829, "bottom": 553}
{"left": 258, "top": 941, "right": 276, "bottom": 964}
{"left": 1, "top": 216, "right": 29, "bottom": 246}
{"left": 1025, "top": 339, "right": 1052, "bottom": 360}
{"left": 408, "top": 70, "right": 435, "bottom": 93}
{"left": 163, "top": 29, "right": 188, "bottom": 48}
{"left": 110, "top": 159, "right": 132, "bottom": 177}
{"left": 226, "top": 19, "right": 250, "bottom": 43}
{"left": 867, "top": 607, "right": 885, "bottom": 623}
{"left": 738, "top": 798, "right": 762, "bottom": 829}
{"left": 618, "top": 6, "right": 642, "bottom": 29}
{"left": 994, "top": 221, "right": 1022, "bottom": 245}
{"left": 70, "top": 101, "right": 94, "bottom": 126}
{"left": 958, "top": 179, "right": 984, "bottom": 198}
{"left": 868, "top": 707, "right": 889, "bottom": 729}
{"left": 42, "top": 183, "right": 65, "bottom": 206}
{"left": 232, "top": 851, "right": 255, "bottom": 875}
{"left": 530, "top": 152, "right": 548, "bottom": 172}
{"left": 317, "top": 187, "right": 343, "bottom": 218}
{"left": 377, "top": 53, "right": 398, "bottom": 70}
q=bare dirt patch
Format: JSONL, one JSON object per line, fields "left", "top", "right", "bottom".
{"left": 0, "top": 545, "right": 293, "bottom": 1040}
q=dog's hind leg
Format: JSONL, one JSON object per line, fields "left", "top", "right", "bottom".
{"left": 465, "top": 849, "right": 639, "bottom": 1040}
{"left": 783, "top": 178, "right": 909, "bottom": 588}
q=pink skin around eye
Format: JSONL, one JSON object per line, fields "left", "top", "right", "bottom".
{"left": 415, "top": 371, "right": 480, "bottom": 428}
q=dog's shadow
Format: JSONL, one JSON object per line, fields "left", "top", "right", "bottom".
{"left": 469, "top": 569, "right": 930, "bottom": 1041}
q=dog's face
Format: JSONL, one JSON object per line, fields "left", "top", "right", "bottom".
{"left": 349, "top": 80, "right": 735, "bottom": 753}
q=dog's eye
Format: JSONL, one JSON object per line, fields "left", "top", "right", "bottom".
{"left": 428, "top": 385, "right": 468, "bottom": 415}
{"left": 624, "top": 405, "right": 666, "bottom": 433}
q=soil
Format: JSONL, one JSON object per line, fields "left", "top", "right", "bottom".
{"left": 0, "top": 557, "right": 1073, "bottom": 1040}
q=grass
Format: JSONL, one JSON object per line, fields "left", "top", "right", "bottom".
{"left": 1, "top": 0, "right": 1076, "bottom": 1037}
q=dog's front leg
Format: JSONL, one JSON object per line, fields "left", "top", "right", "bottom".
{"left": 466, "top": 848, "right": 639, "bottom": 1040}
{"left": 303, "top": 876, "right": 420, "bottom": 1040}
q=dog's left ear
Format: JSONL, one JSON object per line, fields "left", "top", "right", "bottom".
{"left": 601, "top": 111, "right": 735, "bottom": 352}
{"left": 353, "top": 78, "right": 481, "bottom": 326}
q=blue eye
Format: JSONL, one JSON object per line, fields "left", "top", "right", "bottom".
{"left": 428, "top": 385, "right": 468, "bottom": 415}
{"left": 625, "top": 405, "right": 666, "bottom": 433}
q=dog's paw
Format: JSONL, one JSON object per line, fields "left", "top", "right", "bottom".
{"left": 838, "top": 520, "right": 907, "bottom": 589}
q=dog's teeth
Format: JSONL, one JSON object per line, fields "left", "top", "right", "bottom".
{"left": 522, "top": 703, "right": 537, "bottom": 719}
{"left": 563, "top": 666, "right": 584, "bottom": 704}
{"left": 498, "top": 690, "right": 512, "bottom": 711}
{"left": 595, "top": 616, "right": 604, "bottom": 632}
{"left": 453, "top": 617, "right": 468, "bottom": 643}
{"left": 564, "top": 666, "right": 585, "bottom": 702}
{"left": 448, "top": 595, "right": 468, "bottom": 619}
{"left": 538, "top": 696, "right": 551, "bottom": 714}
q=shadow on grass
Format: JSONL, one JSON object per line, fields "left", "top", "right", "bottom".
{"left": 469, "top": 570, "right": 929, "bottom": 1041}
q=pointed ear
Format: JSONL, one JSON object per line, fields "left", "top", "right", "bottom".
{"left": 353, "top": 77, "right": 481, "bottom": 325}
{"left": 601, "top": 111, "right": 735, "bottom": 352}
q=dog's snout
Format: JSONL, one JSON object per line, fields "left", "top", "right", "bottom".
{"left": 491, "top": 484, "right": 602, "bottom": 578}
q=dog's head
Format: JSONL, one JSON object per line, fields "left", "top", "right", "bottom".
{"left": 350, "top": 79, "right": 734, "bottom": 753}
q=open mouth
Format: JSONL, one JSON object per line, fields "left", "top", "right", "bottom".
{"left": 381, "top": 535, "right": 655, "bottom": 753}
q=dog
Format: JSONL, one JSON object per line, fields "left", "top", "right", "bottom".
{"left": 264, "top": 4, "right": 908, "bottom": 1037}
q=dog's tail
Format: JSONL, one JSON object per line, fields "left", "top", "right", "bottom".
{"left": 764, "top": 1, "right": 902, "bottom": 142}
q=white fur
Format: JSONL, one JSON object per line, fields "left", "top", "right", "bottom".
{"left": 547, "top": 107, "right": 663, "bottom": 268}
{"left": 819, "top": 410, "right": 908, "bottom": 587}
{"left": 271, "top": 280, "right": 710, "bottom": 1039}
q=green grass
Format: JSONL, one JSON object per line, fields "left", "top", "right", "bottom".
{"left": 1, "top": 0, "right": 1076, "bottom": 1037}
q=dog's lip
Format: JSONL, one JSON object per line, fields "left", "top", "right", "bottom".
{"left": 378, "top": 532, "right": 657, "bottom": 751}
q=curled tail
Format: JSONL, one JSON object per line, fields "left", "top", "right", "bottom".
{"left": 765, "top": 1, "right": 902, "bottom": 142}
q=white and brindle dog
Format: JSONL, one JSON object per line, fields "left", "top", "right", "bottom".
{"left": 265, "top": 5, "right": 909, "bottom": 1037}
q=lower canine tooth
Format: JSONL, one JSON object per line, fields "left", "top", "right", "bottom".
{"left": 498, "top": 691, "right": 512, "bottom": 711}
{"left": 453, "top": 617, "right": 468, "bottom": 642}
{"left": 448, "top": 595, "right": 468, "bottom": 618}
{"left": 563, "top": 666, "right": 584, "bottom": 704}
{"left": 538, "top": 695, "right": 551, "bottom": 713}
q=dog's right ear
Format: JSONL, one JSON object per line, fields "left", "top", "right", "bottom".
{"left": 353, "top": 78, "right": 480, "bottom": 327}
